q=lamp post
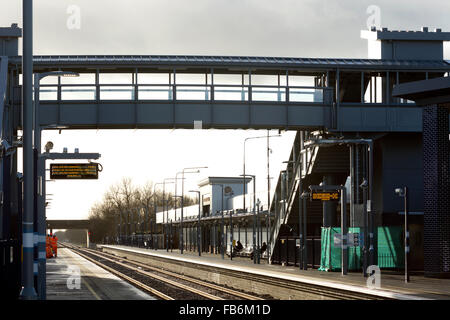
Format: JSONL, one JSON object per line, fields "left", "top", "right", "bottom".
{"left": 163, "top": 178, "right": 175, "bottom": 251}
{"left": 189, "top": 190, "right": 202, "bottom": 256}
{"left": 34, "top": 71, "right": 79, "bottom": 300}
{"left": 173, "top": 194, "right": 183, "bottom": 250}
{"left": 211, "top": 183, "right": 225, "bottom": 259}
{"left": 300, "top": 191, "right": 309, "bottom": 270}
{"left": 180, "top": 167, "right": 207, "bottom": 254}
{"left": 256, "top": 199, "right": 261, "bottom": 264}
{"left": 153, "top": 182, "right": 164, "bottom": 250}
{"left": 395, "top": 186, "right": 409, "bottom": 283}
{"left": 241, "top": 174, "right": 256, "bottom": 263}
{"left": 282, "top": 160, "right": 297, "bottom": 266}
{"left": 243, "top": 134, "right": 281, "bottom": 212}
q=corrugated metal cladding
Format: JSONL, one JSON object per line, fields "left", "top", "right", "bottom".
{"left": 8, "top": 55, "right": 450, "bottom": 71}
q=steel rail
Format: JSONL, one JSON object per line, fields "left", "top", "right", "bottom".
{"left": 64, "top": 244, "right": 225, "bottom": 300}
{"left": 97, "top": 248, "right": 264, "bottom": 301}
{"left": 62, "top": 244, "right": 173, "bottom": 300}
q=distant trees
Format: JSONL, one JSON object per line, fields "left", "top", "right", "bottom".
{"left": 88, "top": 178, "right": 197, "bottom": 243}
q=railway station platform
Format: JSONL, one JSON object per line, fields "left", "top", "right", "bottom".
{"left": 46, "top": 248, "right": 154, "bottom": 300}
{"left": 99, "top": 245, "right": 450, "bottom": 300}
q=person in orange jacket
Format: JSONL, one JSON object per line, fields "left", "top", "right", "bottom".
{"left": 46, "top": 234, "right": 53, "bottom": 258}
{"left": 51, "top": 234, "right": 58, "bottom": 258}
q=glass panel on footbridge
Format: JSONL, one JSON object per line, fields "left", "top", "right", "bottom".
{"left": 61, "top": 86, "right": 96, "bottom": 100}
{"left": 100, "top": 86, "right": 134, "bottom": 100}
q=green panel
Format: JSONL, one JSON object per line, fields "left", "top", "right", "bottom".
{"left": 377, "top": 226, "right": 404, "bottom": 268}
{"left": 319, "top": 226, "right": 404, "bottom": 272}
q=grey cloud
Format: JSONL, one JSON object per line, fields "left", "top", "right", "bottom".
{"left": 4, "top": 0, "right": 450, "bottom": 58}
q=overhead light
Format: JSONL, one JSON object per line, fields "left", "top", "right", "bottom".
{"left": 44, "top": 141, "right": 54, "bottom": 153}
{"left": 394, "top": 187, "right": 405, "bottom": 197}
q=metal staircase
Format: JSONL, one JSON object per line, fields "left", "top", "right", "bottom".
{"left": 267, "top": 131, "right": 319, "bottom": 260}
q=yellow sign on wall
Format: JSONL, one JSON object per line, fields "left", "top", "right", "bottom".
{"left": 311, "top": 191, "right": 340, "bottom": 201}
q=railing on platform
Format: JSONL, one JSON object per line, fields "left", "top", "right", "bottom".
{"left": 271, "top": 236, "right": 321, "bottom": 269}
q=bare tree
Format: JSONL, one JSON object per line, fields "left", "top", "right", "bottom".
{"left": 87, "top": 177, "right": 198, "bottom": 242}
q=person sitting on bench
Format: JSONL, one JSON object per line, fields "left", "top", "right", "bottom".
{"left": 250, "top": 242, "right": 267, "bottom": 260}
{"left": 234, "top": 240, "right": 243, "bottom": 253}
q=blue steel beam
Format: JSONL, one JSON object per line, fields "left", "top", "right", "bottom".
{"left": 37, "top": 100, "right": 440, "bottom": 132}
{"left": 38, "top": 101, "right": 329, "bottom": 130}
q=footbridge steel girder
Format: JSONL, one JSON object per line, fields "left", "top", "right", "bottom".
{"left": 39, "top": 101, "right": 329, "bottom": 130}
{"left": 46, "top": 219, "right": 90, "bottom": 230}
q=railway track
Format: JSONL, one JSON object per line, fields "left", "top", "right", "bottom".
{"left": 98, "top": 245, "right": 390, "bottom": 300}
{"left": 61, "top": 243, "right": 265, "bottom": 300}
{"left": 63, "top": 243, "right": 388, "bottom": 300}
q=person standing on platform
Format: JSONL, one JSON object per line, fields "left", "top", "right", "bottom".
{"left": 46, "top": 234, "right": 53, "bottom": 258}
{"left": 51, "top": 234, "right": 58, "bottom": 258}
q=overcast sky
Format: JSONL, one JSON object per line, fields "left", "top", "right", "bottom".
{"left": 2, "top": 0, "right": 449, "bottom": 220}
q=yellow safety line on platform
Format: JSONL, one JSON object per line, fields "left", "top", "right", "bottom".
{"left": 82, "top": 278, "right": 102, "bottom": 300}
{"left": 63, "top": 248, "right": 102, "bottom": 300}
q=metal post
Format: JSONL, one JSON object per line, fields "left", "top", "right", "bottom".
{"left": 181, "top": 167, "right": 206, "bottom": 253}
{"left": 303, "top": 195, "right": 308, "bottom": 270}
{"left": 257, "top": 204, "right": 260, "bottom": 264}
{"left": 243, "top": 136, "right": 280, "bottom": 213}
{"left": 243, "top": 141, "right": 247, "bottom": 212}
{"left": 298, "top": 174, "right": 303, "bottom": 270}
{"left": 251, "top": 177, "right": 256, "bottom": 264}
{"left": 361, "top": 179, "right": 368, "bottom": 277}
{"left": 245, "top": 221, "right": 248, "bottom": 248}
{"left": 170, "top": 219, "right": 173, "bottom": 252}
{"left": 404, "top": 186, "right": 409, "bottom": 283}
{"left": 281, "top": 172, "right": 286, "bottom": 219}
{"left": 253, "top": 205, "right": 256, "bottom": 264}
{"left": 230, "top": 209, "right": 233, "bottom": 260}
{"left": 267, "top": 130, "right": 271, "bottom": 260}
{"left": 221, "top": 185, "right": 224, "bottom": 259}
{"left": 20, "top": 0, "right": 37, "bottom": 300}
{"left": 368, "top": 142, "right": 375, "bottom": 267}
{"left": 178, "top": 176, "right": 182, "bottom": 251}
{"left": 153, "top": 183, "right": 164, "bottom": 249}
{"left": 173, "top": 194, "right": 182, "bottom": 251}
{"left": 32, "top": 149, "right": 38, "bottom": 294}
{"left": 340, "top": 186, "right": 348, "bottom": 275}
{"left": 119, "top": 211, "right": 122, "bottom": 245}
{"left": 198, "top": 193, "right": 201, "bottom": 256}
{"left": 163, "top": 178, "right": 175, "bottom": 251}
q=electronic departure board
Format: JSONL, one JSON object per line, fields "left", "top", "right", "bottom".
{"left": 50, "top": 163, "right": 99, "bottom": 179}
{"left": 311, "top": 190, "right": 340, "bottom": 201}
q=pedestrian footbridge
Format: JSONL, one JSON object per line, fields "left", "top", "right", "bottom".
{"left": 7, "top": 55, "right": 449, "bottom": 132}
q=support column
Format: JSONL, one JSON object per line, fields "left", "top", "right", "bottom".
{"left": 423, "top": 104, "right": 450, "bottom": 278}
{"left": 20, "top": 0, "right": 37, "bottom": 300}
